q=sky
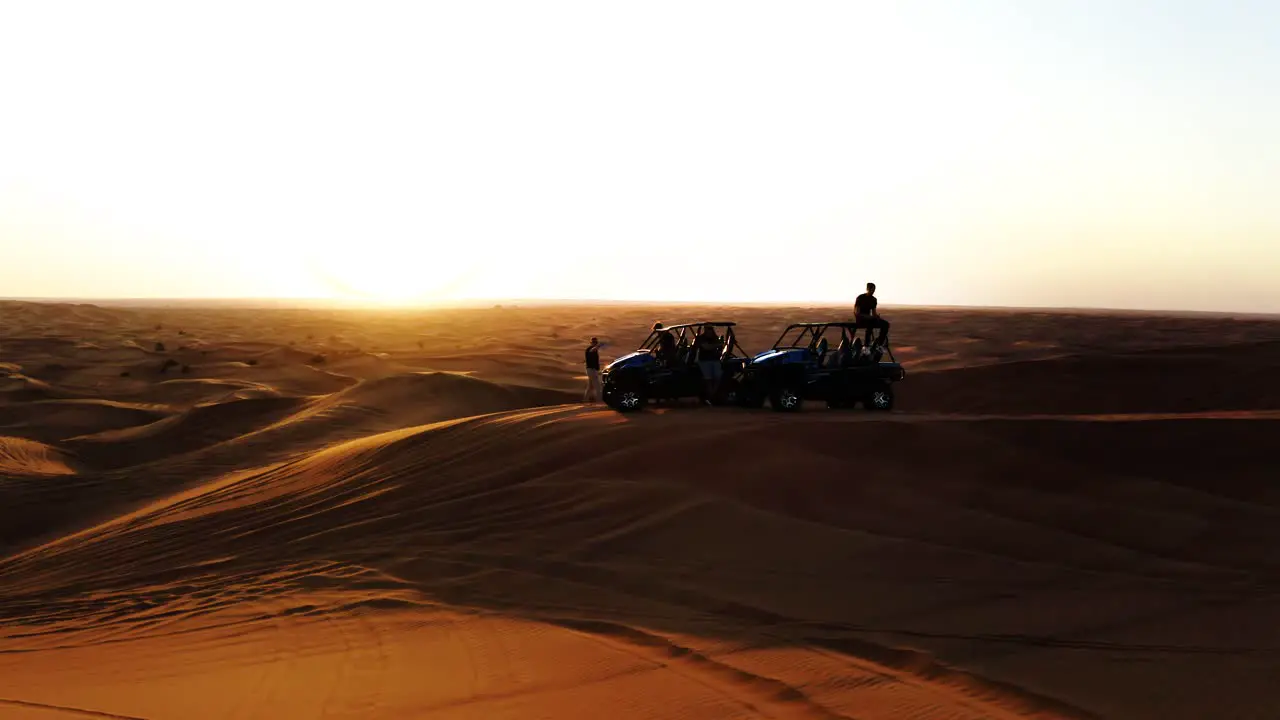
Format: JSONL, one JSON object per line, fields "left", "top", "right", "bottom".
{"left": 1, "top": 0, "right": 1277, "bottom": 312}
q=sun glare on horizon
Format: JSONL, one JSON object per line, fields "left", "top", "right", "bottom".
{"left": 301, "top": 247, "right": 480, "bottom": 305}
{"left": 1, "top": 1, "right": 1278, "bottom": 312}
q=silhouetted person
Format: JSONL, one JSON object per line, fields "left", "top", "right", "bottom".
{"left": 836, "top": 336, "right": 852, "bottom": 367}
{"left": 650, "top": 322, "right": 676, "bottom": 367}
{"left": 583, "top": 337, "right": 603, "bottom": 403}
{"left": 855, "top": 282, "right": 890, "bottom": 347}
{"left": 694, "top": 325, "right": 723, "bottom": 402}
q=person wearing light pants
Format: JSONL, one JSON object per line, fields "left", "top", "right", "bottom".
{"left": 583, "top": 337, "right": 603, "bottom": 403}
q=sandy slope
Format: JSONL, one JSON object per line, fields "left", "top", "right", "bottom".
{"left": 0, "top": 437, "right": 76, "bottom": 477}
{"left": 1, "top": 300, "right": 1279, "bottom": 720}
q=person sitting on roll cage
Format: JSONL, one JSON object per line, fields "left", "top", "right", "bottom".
{"left": 854, "top": 282, "right": 890, "bottom": 348}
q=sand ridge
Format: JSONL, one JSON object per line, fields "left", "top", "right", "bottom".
{"left": 0, "top": 436, "right": 77, "bottom": 477}
{"left": 1, "top": 300, "right": 1279, "bottom": 719}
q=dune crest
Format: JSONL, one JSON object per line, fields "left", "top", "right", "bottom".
{"left": 0, "top": 436, "right": 76, "bottom": 476}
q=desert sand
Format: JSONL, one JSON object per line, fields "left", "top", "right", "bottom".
{"left": 1, "top": 299, "right": 1279, "bottom": 720}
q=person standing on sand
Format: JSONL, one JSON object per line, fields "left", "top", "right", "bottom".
{"left": 854, "top": 282, "right": 891, "bottom": 347}
{"left": 583, "top": 337, "right": 603, "bottom": 403}
{"left": 694, "top": 324, "right": 723, "bottom": 402}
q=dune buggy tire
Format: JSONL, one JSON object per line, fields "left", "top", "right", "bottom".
{"left": 770, "top": 385, "right": 803, "bottom": 412}
{"left": 865, "top": 386, "right": 895, "bottom": 411}
{"left": 604, "top": 383, "right": 647, "bottom": 413}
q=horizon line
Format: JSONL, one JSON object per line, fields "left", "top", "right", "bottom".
{"left": 2, "top": 296, "right": 1278, "bottom": 319}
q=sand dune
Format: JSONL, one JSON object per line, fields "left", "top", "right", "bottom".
{"left": 0, "top": 437, "right": 76, "bottom": 477}
{"left": 65, "top": 396, "right": 310, "bottom": 470}
{"left": 905, "top": 340, "right": 1280, "bottom": 414}
{"left": 124, "top": 377, "right": 288, "bottom": 407}
{"left": 0, "top": 399, "right": 166, "bottom": 444}
{"left": 0, "top": 373, "right": 66, "bottom": 403}
{"left": 322, "top": 371, "right": 576, "bottom": 420}
{"left": 1, "top": 300, "right": 1279, "bottom": 719}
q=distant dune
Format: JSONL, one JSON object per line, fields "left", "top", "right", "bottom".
{"left": 1, "top": 300, "right": 1278, "bottom": 719}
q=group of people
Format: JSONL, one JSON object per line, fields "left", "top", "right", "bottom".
{"left": 581, "top": 321, "right": 726, "bottom": 404}
{"left": 581, "top": 282, "right": 890, "bottom": 403}
{"left": 649, "top": 322, "right": 726, "bottom": 402}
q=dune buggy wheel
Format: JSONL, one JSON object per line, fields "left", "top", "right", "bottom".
{"left": 612, "top": 387, "right": 645, "bottom": 412}
{"left": 770, "top": 386, "right": 802, "bottom": 412}
{"left": 866, "top": 387, "right": 894, "bottom": 411}
{"left": 604, "top": 381, "right": 646, "bottom": 412}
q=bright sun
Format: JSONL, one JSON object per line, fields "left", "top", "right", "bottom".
{"left": 305, "top": 250, "right": 473, "bottom": 305}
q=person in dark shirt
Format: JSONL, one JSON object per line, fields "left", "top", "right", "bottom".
{"left": 694, "top": 324, "right": 723, "bottom": 402}
{"left": 583, "top": 337, "right": 603, "bottom": 403}
{"left": 650, "top": 322, "right": 677, "bottom": 366}
{"left": 854, "top": 282, "right": 890, "bottom": 347}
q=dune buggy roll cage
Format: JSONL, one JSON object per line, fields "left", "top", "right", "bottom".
{"left": 640, "top": 322, "right": 749, "bottom": 358}
{"left": 770, "top": 322, "right": 897, "bottom": 363}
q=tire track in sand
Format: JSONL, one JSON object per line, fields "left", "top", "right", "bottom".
{"left": 0, "top": 698, "right": 149, "bottom": 719}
